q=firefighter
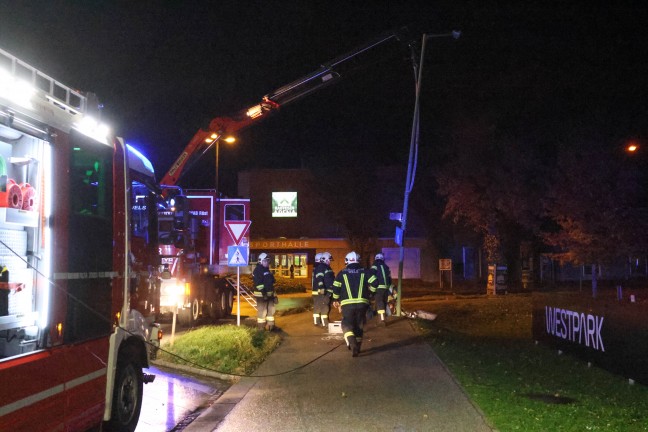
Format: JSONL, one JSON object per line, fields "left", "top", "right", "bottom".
{"left": 369, "top": 252, "right": 393, "bottom": 325}
{"left": 332, "top": 251, "right": 377, "bottom": 357}
{"left": 311, "top": 252, "right": 323, "bottom": 325}
{"left": 312, "top": 252, "right": 335, "bottom": 328}
{"left": 253, "top": 252, "right": 277, "bottom": 331}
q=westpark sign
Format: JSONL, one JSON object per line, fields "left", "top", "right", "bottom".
{"left": 532, "top": 291, "right": 648, "bottom": 385}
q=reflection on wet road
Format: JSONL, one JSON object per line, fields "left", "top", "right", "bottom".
{"left": 136, "top": 365, "right": 230, "bottom": 432}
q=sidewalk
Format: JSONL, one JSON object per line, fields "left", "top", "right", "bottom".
{"left": 184, "top": 304, "right": 494, "bottom": 432}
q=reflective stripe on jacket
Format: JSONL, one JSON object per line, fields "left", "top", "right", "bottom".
{"left": 332, "top": 264, "right": 376, "bottom": 306}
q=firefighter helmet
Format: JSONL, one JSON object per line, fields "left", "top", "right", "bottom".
{"left": 258, "top": 252, "right": 269, "bottom": 262}
{"left": 375, "top": 253, "right": 385, "bottom": 261}
{"left": 345, "top": 251, "right": 359, "bottom": 264}
{"left": 314, "top": 253, "right": 323, "bottom": 263}
{"left": 321, "top": 252, "right": 333, "bottom": 263}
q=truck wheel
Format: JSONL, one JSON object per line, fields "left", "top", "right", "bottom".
{"left": 217, "top": 290, "right": 228, "bottom": 317}
{"left": 105, "top": 359, "right": 143, "bottom": 432}
{"left": 226, "top": 289, "right": 234, "bottom": 316}
{"left": 177, "top": 305, "right": 193, "bottom": 327}
{"left": 190, "top": 297, "right": 200, "bottom": 322}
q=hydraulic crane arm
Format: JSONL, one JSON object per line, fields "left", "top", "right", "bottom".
{"left": 161, "top": 27, "right": 413, "bottom": 186}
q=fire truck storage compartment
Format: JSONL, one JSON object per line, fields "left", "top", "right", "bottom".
{"left": 0, "top": 325, "right": 38, "bottom": 357}
{"left": 0, "top": 126, "right": 43, "bottom": 358}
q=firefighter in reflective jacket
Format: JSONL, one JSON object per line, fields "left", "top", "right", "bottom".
{"left": 332, "top": 251, "right": 377, "bottom": 357}
{"left": 312, "top": 252, "right": 335, "bottom": 327}
{"left": 253, "top": 253, "right": 277, "bottom": 331}
{"left": 369, "top": 252, "right": 393, "bottom": 324}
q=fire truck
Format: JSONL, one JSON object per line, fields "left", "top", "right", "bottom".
{"left": 0, "top": 47, "right": 161, "bottom": 431}
{"left": 156, "top": 28, "right": 413, "bottom": 326}
{"left": 156, "top": 188, "right": 248, "bottom": 326}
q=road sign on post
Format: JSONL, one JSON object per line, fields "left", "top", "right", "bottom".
{"left": 224, "top": 220, "right": 251, "bottom": 245}
{"left": 227, "top": 246, "right": 249, "bottom": 266}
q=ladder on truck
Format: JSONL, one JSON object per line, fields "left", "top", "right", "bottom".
{"left": 227, "top": 276, "right": 257, "bottom": 310}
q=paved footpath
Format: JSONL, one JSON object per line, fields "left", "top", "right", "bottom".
{"left": 184, "top": 306, "right": 494, "bottom": 432}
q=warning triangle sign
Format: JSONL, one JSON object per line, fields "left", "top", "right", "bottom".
{"left": 224, "top": 220, "right": 251, "bottom": 245}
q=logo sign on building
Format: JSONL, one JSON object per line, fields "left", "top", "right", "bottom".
{"left": 224, "top": 220, "right": 251, "bottom": 245}
{"left": 271, "top": 192, "right": 297, "bottom": 217}
{"left": 228, "top": 246, "right": 249, "bottom": 266}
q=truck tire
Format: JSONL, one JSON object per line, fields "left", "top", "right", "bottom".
{"left": 225, "top": 289, "right": 234, "bottom": 316}
{"left": 105, "top": 359, "right": 143, "bottom": 432}
{"left": 216, "top": 289, "right": 227, "bottom": 318}
{"left": 177, "top": 298, "right": 200, "bottom": 327}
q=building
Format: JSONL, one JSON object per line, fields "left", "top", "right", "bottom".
{"left": 238, "top": 168, "right": 434, "bottom": 281}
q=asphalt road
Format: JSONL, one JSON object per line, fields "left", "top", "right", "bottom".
{"left": 138, "top": 292, "right": 312, "bottom": 431}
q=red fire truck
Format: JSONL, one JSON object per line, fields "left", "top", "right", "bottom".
{"left": 156, "top": 188, "right": 249, "bottom": 326}
{"left": 0, "top": 47, "right": 161, "bottom": 431}
{"left": 156, "top": 28, "right": 412, "bottom": 326}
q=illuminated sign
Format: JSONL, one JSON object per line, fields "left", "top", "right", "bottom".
{"left": 272, "top": 192, "right": 297, "bottom": 217}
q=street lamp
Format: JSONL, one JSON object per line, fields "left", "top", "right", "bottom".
{"left": 215, "top": 135, "right": 236, "bottom": 197}
{"left": 395, "top": 30, "right": 460, "bottom": 316}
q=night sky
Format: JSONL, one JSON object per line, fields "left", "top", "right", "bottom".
{"left": 1, "top": 1, "right": 646, "bottom": 195}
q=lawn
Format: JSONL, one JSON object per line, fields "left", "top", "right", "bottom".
{"left": 409, "top": 293, "right": 648, "bottom": 431}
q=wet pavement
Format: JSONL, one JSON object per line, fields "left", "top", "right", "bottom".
{"left": 136, "top": 365, "right": 230, "bottom": 432}
{"left": 138, "top": 293, "right": 312, "bottom": 431}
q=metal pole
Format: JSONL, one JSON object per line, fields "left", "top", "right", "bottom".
{"left": 396, "top": 34, "right": 427, "bottom": 316}
{"left": 215, "top": 139, "right": 220, "bottom": 196}
{"left": 396, "top": 31, "right": 460, "bottom": 316}
{"left": 237, "top": 266, "right": 241, "bottom": 326}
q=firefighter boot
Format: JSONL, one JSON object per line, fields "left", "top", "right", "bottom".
{"left": 344, "top": 333, "right": 355, "bottom": 351}
{"left": 321, "top": 316, "right": 329, "bottom": 328}
{"left": 351, "top": 338, "right": 360, "bottom": 357}
{"left": 313, "top": 315, "right": 321, "bottom": 327}
{"left": 257, "top": 321, "right": 266, "bottom": 331}
{"left": 266, "top": 322, "right": 275, "bottom": 332}
{"left": 378, "top": 312, "right": 386, "bottom": 326}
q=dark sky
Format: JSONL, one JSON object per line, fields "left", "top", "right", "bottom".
{"left": 1, "top": 1, "right": 647, "bottom": 195}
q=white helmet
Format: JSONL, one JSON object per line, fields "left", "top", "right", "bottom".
{"left": 345, "top": 251, "right": 359, "bottom": 264}
{"left": 321, "top": 252, "right": 333, "bottom": 263}
{"left": 314, "top": 253, "right": 323, "bottom": 263}
{"left": 375, "top": 253, "right": 385, "bottom": 261}
{"left": 258, "top": 252, "right": 269, "bottom": 262}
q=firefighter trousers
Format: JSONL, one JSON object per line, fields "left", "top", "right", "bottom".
{"left": 256, "top": 297, "right": 276, "bottom": 330}
{"left": 341, "top": 303, "right": 368, "bottom": 353}
{"left": 313, "top": 293, "right": 331, "bottom": 325}
{"left": 374, "top": 288, "right": 389, "bottom": 320}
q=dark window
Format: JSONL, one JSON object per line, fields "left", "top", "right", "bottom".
{"left": 224, "top": 204, "right": 245, "bottom": 221}
{"left": 65, "top": 131, "right": 113, "bottom": 343}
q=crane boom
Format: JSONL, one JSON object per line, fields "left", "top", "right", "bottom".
{"left": 160, "top": 27, "right": 413, "bottom": 186}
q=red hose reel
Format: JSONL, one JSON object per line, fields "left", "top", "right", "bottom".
{"left": 0, "top": 178, "right": 36, "bottom": 210}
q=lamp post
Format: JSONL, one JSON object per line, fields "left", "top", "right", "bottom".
{"left": 215, "top": 135, "right": 236, "bottom": 197}
{"left": 395, "top": 31, "right": 460, "bottom": 316}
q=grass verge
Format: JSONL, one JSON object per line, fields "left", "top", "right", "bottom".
{"left": 413, "top": 294, "right": 648, "bottom": 431}
{"left": 158, "top": 325, "right": 281, "bottom": 376}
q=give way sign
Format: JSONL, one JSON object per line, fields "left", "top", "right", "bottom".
{"left": 224, "top": 220, "right": 251, "bottom": 245}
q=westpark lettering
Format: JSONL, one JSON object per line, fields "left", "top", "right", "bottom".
{"left": 545, "top": 306, "right": 605, "bottom": 352}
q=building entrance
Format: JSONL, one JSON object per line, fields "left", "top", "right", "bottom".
{"left": 274, "top": 253, "right": 308, "bottom": 278}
